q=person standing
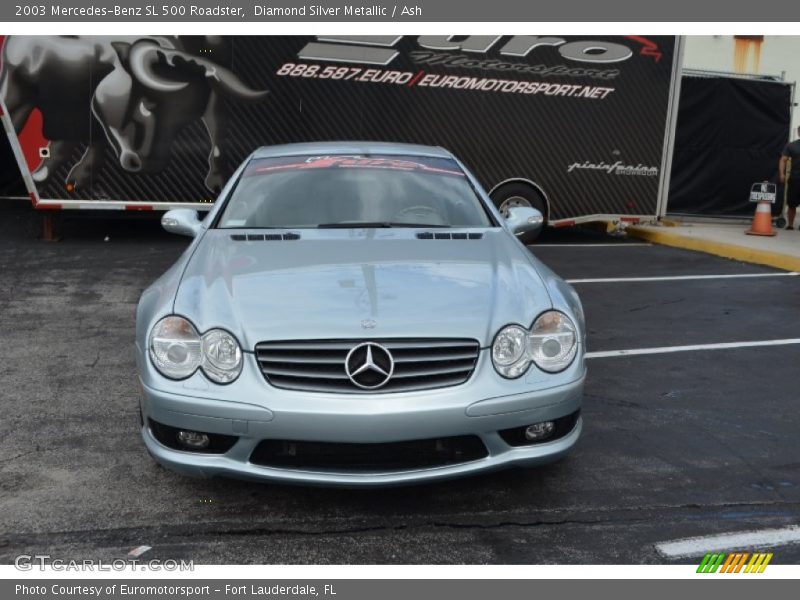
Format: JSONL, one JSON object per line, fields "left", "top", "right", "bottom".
{"left": 779, "top": 126, "right": 800, "bottom": 229}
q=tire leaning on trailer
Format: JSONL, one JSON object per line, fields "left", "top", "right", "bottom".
{"left": 490, "top": 182, "right": 549, "bottom": 244}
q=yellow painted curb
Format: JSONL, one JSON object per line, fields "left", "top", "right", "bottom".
{"left": 626, "top": 226, "right": 800, "bottom": 272}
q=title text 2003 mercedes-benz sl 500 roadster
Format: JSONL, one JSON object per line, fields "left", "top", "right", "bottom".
{"left": 135, "top": 142, "right": 586, "bottom": 486}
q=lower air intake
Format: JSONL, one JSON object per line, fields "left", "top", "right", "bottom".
{"left": 249, "top": 436, "right": 489, "bottom": 472}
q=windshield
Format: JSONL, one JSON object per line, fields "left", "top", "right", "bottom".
{"left": 217, "top": 154, "right": 494, "bottom": 229}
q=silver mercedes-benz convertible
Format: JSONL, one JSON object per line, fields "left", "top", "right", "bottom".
{"left": 135, "top": 141, "right": 586, "bottom": 486}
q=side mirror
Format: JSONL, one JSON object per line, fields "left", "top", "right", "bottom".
{"left": 505, "top": 206, "right": 544, "bottom": 238}
{"left": 161, "top": 209, "right": 202, "bottom": 238}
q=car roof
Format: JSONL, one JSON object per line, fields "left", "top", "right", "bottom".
{"left": 252, "top": 141, "right": 454, "bottom": 160}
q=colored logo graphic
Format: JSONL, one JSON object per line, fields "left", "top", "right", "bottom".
{"left": 697, "top": 552, "right": 773, "bottom": 573}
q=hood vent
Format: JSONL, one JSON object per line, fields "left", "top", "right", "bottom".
{"left": 416, "top": 232, "right": 483, "bottom": 240}
{"left": 231, "top": 232, "right": 301, "bottom": 241}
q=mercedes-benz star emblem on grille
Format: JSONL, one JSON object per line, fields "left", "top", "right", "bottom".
{"left": 345, "top": 342, "right": 395, "bottom": 389}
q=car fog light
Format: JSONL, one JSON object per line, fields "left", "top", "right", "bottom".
{"left": 177, "top": 430, "right": 210, "bottom": 449}
{"left": 525, "top": 421, "right": 555, "bottom": 441}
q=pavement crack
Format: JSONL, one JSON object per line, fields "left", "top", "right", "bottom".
{"left": 430, "top": 517, "right": 605, "bottom": 530}
{"left": 627, "top": 298, "right": 685, "bottom": 313}
{"left": 627, "top": 304, "right": 653, "bottom": 313}
{"left": 4, "top": 499, "right": 800, "bottom": 550}
{"left": 0, "top": 449, "right": 39, "bottom": 464}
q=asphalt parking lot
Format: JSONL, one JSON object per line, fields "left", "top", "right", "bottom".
{"left": 1, "top": 208, "right": 799, "bottom": 564}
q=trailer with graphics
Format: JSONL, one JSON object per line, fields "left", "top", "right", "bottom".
{"left": 0, "top": 35, "right": 683, "bottom": 230}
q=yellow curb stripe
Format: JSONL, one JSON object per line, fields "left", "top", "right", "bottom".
{"left": 626, "top": 226, "right": 800, "bottom": 273}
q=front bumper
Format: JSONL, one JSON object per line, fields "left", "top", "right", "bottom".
{"left": 139, "top": 352, "right": 585, "bottom": 486}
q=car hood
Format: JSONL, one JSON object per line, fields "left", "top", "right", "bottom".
{"left": 173, "top": 228, "right": 552, "bottom": 349}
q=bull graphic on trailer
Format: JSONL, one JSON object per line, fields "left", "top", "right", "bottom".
{"left": 0, "top": 35, "right": 681, "bottom": 226}
{"left": 0, "top": 36, "right": 268, "bottom": 194}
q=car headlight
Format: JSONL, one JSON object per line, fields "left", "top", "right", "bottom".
{"left": 149, "top": 316, "right": 202, "bottom": 379}
{"left": 492, "top": 325, "right": 531, "bottom": 378}
{"left": 492, "top": 311, "right": 579, "bottom": 378}
{"left": 149, "top": 317, "right": 243, "bottom": 383}
{"left": 201, "top": 329, "right": 243, "bottom": 383}
{"left": 528, "top": 310, "right": 578, "bottom": 373}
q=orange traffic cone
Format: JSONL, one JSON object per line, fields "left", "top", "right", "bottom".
{"left": 746, "top": 201, "right": 776, "bottom": 236}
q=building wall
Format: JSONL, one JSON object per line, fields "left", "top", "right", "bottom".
{"left": 684, "top": 35, "right": 797, "bottom": 129}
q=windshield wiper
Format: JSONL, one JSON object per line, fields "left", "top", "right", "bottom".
{"left": 317, "top": 222, "right": 450, "bottom": 229}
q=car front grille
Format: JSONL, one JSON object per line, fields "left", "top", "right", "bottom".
{"left": 249, "top": 436, "right": 489, "bottom": 472}
{"left": 254, "top": 338, "right": 481, "bottom": 393}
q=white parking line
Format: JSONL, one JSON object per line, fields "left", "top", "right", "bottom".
{"left": 655, "top": 526, "right": 800, "bottom": 558}
{"left": 568, "top": 272, "right": 799, "bottom": 284}
{"left": 533, "top": 243, "right": 652, "bottom": 247}
{"left": 586, "top": 338, "right": 800, "bottom": 359}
